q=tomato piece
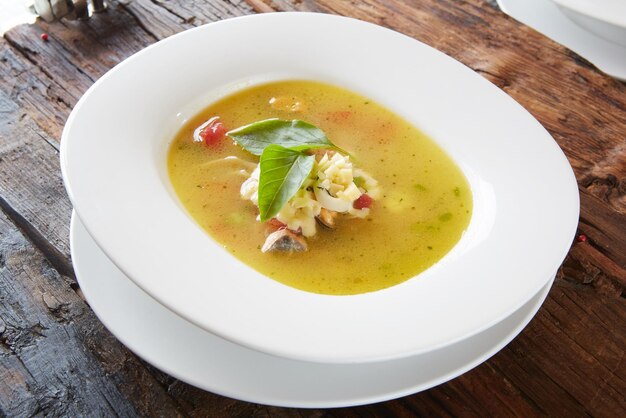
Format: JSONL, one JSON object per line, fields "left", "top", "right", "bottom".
{"left": 267, "top": 218, "right": 286, "bottom": 229}
{"left": 199, "top": 119, "right": 226, "bottom": 145}
{"left": 353, "top": 194, "right": 373, "bottom": 210}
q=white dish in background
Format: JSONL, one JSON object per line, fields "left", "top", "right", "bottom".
{"left": 70, "top": 213, "right": 554, "bottom": 408}
{"left": 60, "top": 12, "right": 579, "bottom": 364}
{"left": 497, "top": 0, "right": 626, "bottom": 81}
{"left": 551, "top": 0, "right": 626, "bottom": 46}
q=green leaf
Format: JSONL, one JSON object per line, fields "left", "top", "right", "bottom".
{"left": 227, "top": 119, "right": 336, "bottom": 156}
{"left": 258, "top": 145, "right": 315, "bottom": 222}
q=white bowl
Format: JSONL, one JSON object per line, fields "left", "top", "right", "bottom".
{"left": 60, "top": 13, "right": 579, "bottom": 364}
{"left": 551, "top": 0, "right": 626, "bottom": 46}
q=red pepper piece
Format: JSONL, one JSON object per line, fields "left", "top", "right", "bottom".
{"left": 353, "top": 194, "right": 373, "bottom": 210}
{"left": 199, "top": 119, "right": 226, "bottom": 146}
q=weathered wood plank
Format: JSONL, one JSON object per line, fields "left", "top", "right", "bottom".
{"left": 578, "top": 190, "right": 626, "bottom": 271}
{"left": 116, "top": 0, "right": 253, "bottom": 43}
{"left": 0, "top": 36, "right": 73, "bottom": 148}
{"left": 0, "top": 1, "right": 174, "bottom": 264}
{"left": 117, "top": 0, "right": 194, "bottom": 39}
{"left": 491, "top": 283, "right": 626, "bottom": 416}
{"left": 0, "top": 0, "right": 624, "bottom": 416}
{"left": 155, "top": 0, "right": 254, "bottom": 25}
{"left": 0, "top": 210, "right": 188, "bottom": 417}
{"left": 2, "top": 2, "right": 156, "bottom": 109}
{"left": 0, "top": 82, "right": 73, "bottom": 260}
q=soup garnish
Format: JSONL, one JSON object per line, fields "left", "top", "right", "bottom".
{"left": 214, "top": 118, "right": 380, "bottom": 252}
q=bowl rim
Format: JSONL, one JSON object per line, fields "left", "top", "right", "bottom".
{"left": 60, "top": 12, "right": 580, "bottom": 363}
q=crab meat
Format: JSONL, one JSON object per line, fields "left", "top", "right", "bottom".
{"left": 261, "top": 229, "right": 308, "bottom": 253}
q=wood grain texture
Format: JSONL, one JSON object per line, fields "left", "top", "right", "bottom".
{"left": 0, "top": 0, "right": 624, "bottom": 416}
{"left": 0, "top": 209, "right": 191, "bottom": 417}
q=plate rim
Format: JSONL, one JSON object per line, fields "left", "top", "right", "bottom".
{"left": 550, "top": 0, "right": 626, "bottom": 30}
{"left": 497, "top": 0, "right": 626, "bottom": 81}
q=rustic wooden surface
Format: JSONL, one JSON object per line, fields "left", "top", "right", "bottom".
{"left": 0, "top": 0, "right": 624, "bottom": 416}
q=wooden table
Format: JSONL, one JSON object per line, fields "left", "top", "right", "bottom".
{"left": 1, "top": 0, "right": 624, "bottom": 416}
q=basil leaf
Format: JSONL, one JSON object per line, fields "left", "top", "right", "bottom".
{"left": 227, "top": 119, "right": 335, "bottom": 156}
{"left": 258, "top": 145, "right": 315, "bottom": 222}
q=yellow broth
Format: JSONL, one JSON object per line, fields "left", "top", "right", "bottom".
{"left": 168, "top": 80, "right": 472, "bottom": 295}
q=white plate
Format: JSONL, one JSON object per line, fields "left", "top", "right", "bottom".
{"left": 70, "top": 212, "right": 554, "bottom": 408}
{"left": 551, "top": 0, "right": 626, "bottom": 46}
{"left": 498, "top": 0, "right": 626, "bottom": 80}
{"left": 60, "top": 12, "right": 579, "bottom": 363}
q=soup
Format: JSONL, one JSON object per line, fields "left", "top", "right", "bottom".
{"left": 168, "top": 80, "right": 472, "bottom": 295}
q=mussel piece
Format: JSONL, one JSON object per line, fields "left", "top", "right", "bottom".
{"left": 261, "top": 229, "right": 308, "bottom": 253}
{"left": 316, "top": 208, "right": 338, "bottom": 229}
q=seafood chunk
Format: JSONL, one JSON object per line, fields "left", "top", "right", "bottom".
{"left": 316, "top": 208, "right": 338, "bottom": 229}
{"left": 261, "top": 229, "right": 308, "bottom": 253}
